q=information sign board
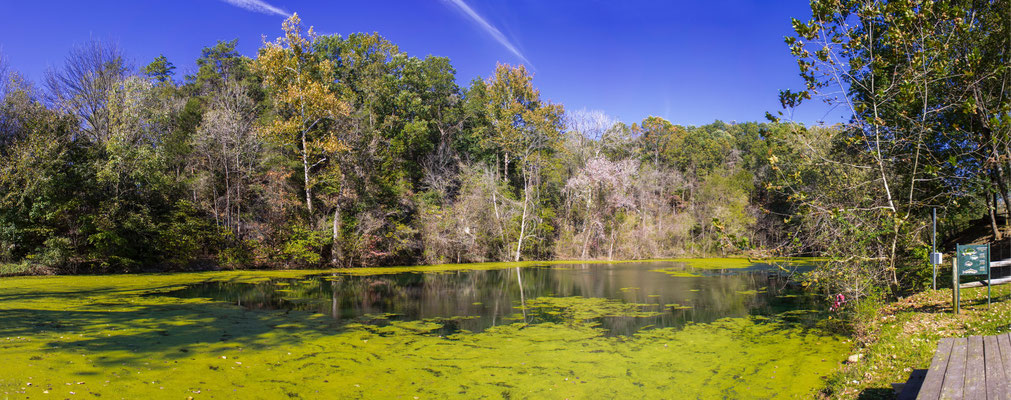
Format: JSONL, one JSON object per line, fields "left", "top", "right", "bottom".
{"left": 956, "top": 244, "right": 989, "bottom": 276}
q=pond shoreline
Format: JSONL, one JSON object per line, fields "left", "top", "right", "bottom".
{"left": 2, "top": 256, "right": 825, "bottom": 277}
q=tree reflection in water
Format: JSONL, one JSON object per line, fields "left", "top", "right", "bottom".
{"left": 161, "top": 261, "right": 817, "bottom": 335}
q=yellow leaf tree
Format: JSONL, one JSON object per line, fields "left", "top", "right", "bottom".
{"left": 255, "top": 14, "right": 349, "bottom": 216}
{"left": 255, "top": 14, "right": 350, "bottom": 264}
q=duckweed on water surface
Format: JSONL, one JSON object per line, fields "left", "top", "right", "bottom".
{"left": 650, "top": 257, "right": 819, "bottom": 278}
{"left": 0, "top": 260, "right": 846, "bottom": 399}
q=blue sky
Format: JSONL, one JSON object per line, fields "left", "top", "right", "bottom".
{"left": 0, "top": 0, "right": 841, "bottom": 126}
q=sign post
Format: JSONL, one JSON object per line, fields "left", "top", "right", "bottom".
{"left": 931, "top": 208, "right": 939, "bottom": 290}
{"left": 952, "top": 256, "right": 958, "bottom": 314}
{"left": 955, "top": 243, "right": 991, "bottom": 313}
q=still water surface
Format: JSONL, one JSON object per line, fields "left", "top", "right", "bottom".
{"left": 164, "top": 260, "right": 817, "bottom": 335}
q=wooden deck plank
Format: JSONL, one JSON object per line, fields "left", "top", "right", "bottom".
{"left": 996, "top": 334, "right": 1011, "bottom": 400}
{"left": 964, "top": 336, "right": 985, "bottom": 400}
{"left": 919, "top": 338, "right": 955, "bottom": 400}
{"left": 984, "top": 335, "right": 1008, "bottom": 400}
{"left": 914, "top": 335, "right": 1011, "bottom": 400}
{"left": 940, "top": 337, "right": 967, "bottom": 400}
{"left": 999, "top": 334, "right": 1011, "bottom": 389}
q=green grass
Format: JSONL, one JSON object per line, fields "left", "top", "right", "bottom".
{"left": 819, "top": 284, "right": 1011, "bottom": 399}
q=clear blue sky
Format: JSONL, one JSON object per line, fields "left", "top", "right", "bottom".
{"left": 0, "top": 0, "right": 841, "bottom": 126}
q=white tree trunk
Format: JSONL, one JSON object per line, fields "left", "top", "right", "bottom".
{"left": 514, "top": 173, "right": 530, "bottom": 262}
{"left": 301, "top": 132, "right": 313, "bottom": 215}
{"left": 331, "top": 204, "right": 342, "bottom": 266}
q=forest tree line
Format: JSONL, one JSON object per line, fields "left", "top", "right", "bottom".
{"left": 7, "top": 2, "right": 1011, "bottom": 307}
{"left": 0, "top": 15, "right": 804, "bottom": 274}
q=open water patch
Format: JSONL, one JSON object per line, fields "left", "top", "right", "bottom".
{"left": 157, "top": 260, "right": 820, "bottom": 335}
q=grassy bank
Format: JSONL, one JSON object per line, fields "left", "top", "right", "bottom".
{"left": 820, "top": 283, "right": 1011, "bottom": 399}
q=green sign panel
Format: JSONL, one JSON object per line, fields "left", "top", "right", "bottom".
{"left": 956, "top": 244, "right": 989, "bottom": 276}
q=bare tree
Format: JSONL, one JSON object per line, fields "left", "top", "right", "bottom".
{"left": 44, "top": 39, "right": 129, "bottom": 143}
{"left": 419, "top": 163, "right": 519, "bottom": 263}
{"left": 0, "top": 49, "right": 10, "bottom": 100}
{"left": 195, "top": 81, "right": 262, "bottom": 236}
{"left": 0, "top": 50, "right": 17, "bottom": 149}
{"left": 566, "top": 109, "right": 615, "bottom": 164}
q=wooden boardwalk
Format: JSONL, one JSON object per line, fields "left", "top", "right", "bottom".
{"left": 905, "top": 335, "right": 1011, "bottom": 399}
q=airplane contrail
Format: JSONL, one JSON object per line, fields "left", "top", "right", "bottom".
{"left": 443, "top": 0, "right": 531, "bottom": 66}
{"left": 219, "top": 0, "right": 289, "bottom": 17}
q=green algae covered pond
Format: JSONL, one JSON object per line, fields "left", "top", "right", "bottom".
{"left": 0, "top": 259, "right": 848, "bottom": 399}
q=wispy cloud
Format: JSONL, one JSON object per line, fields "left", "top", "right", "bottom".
{"left": 219, "top": 0, "right": 289, "bottom": 17}
{"left": 442, "top": 0, "right": 531, "bottom": 66}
